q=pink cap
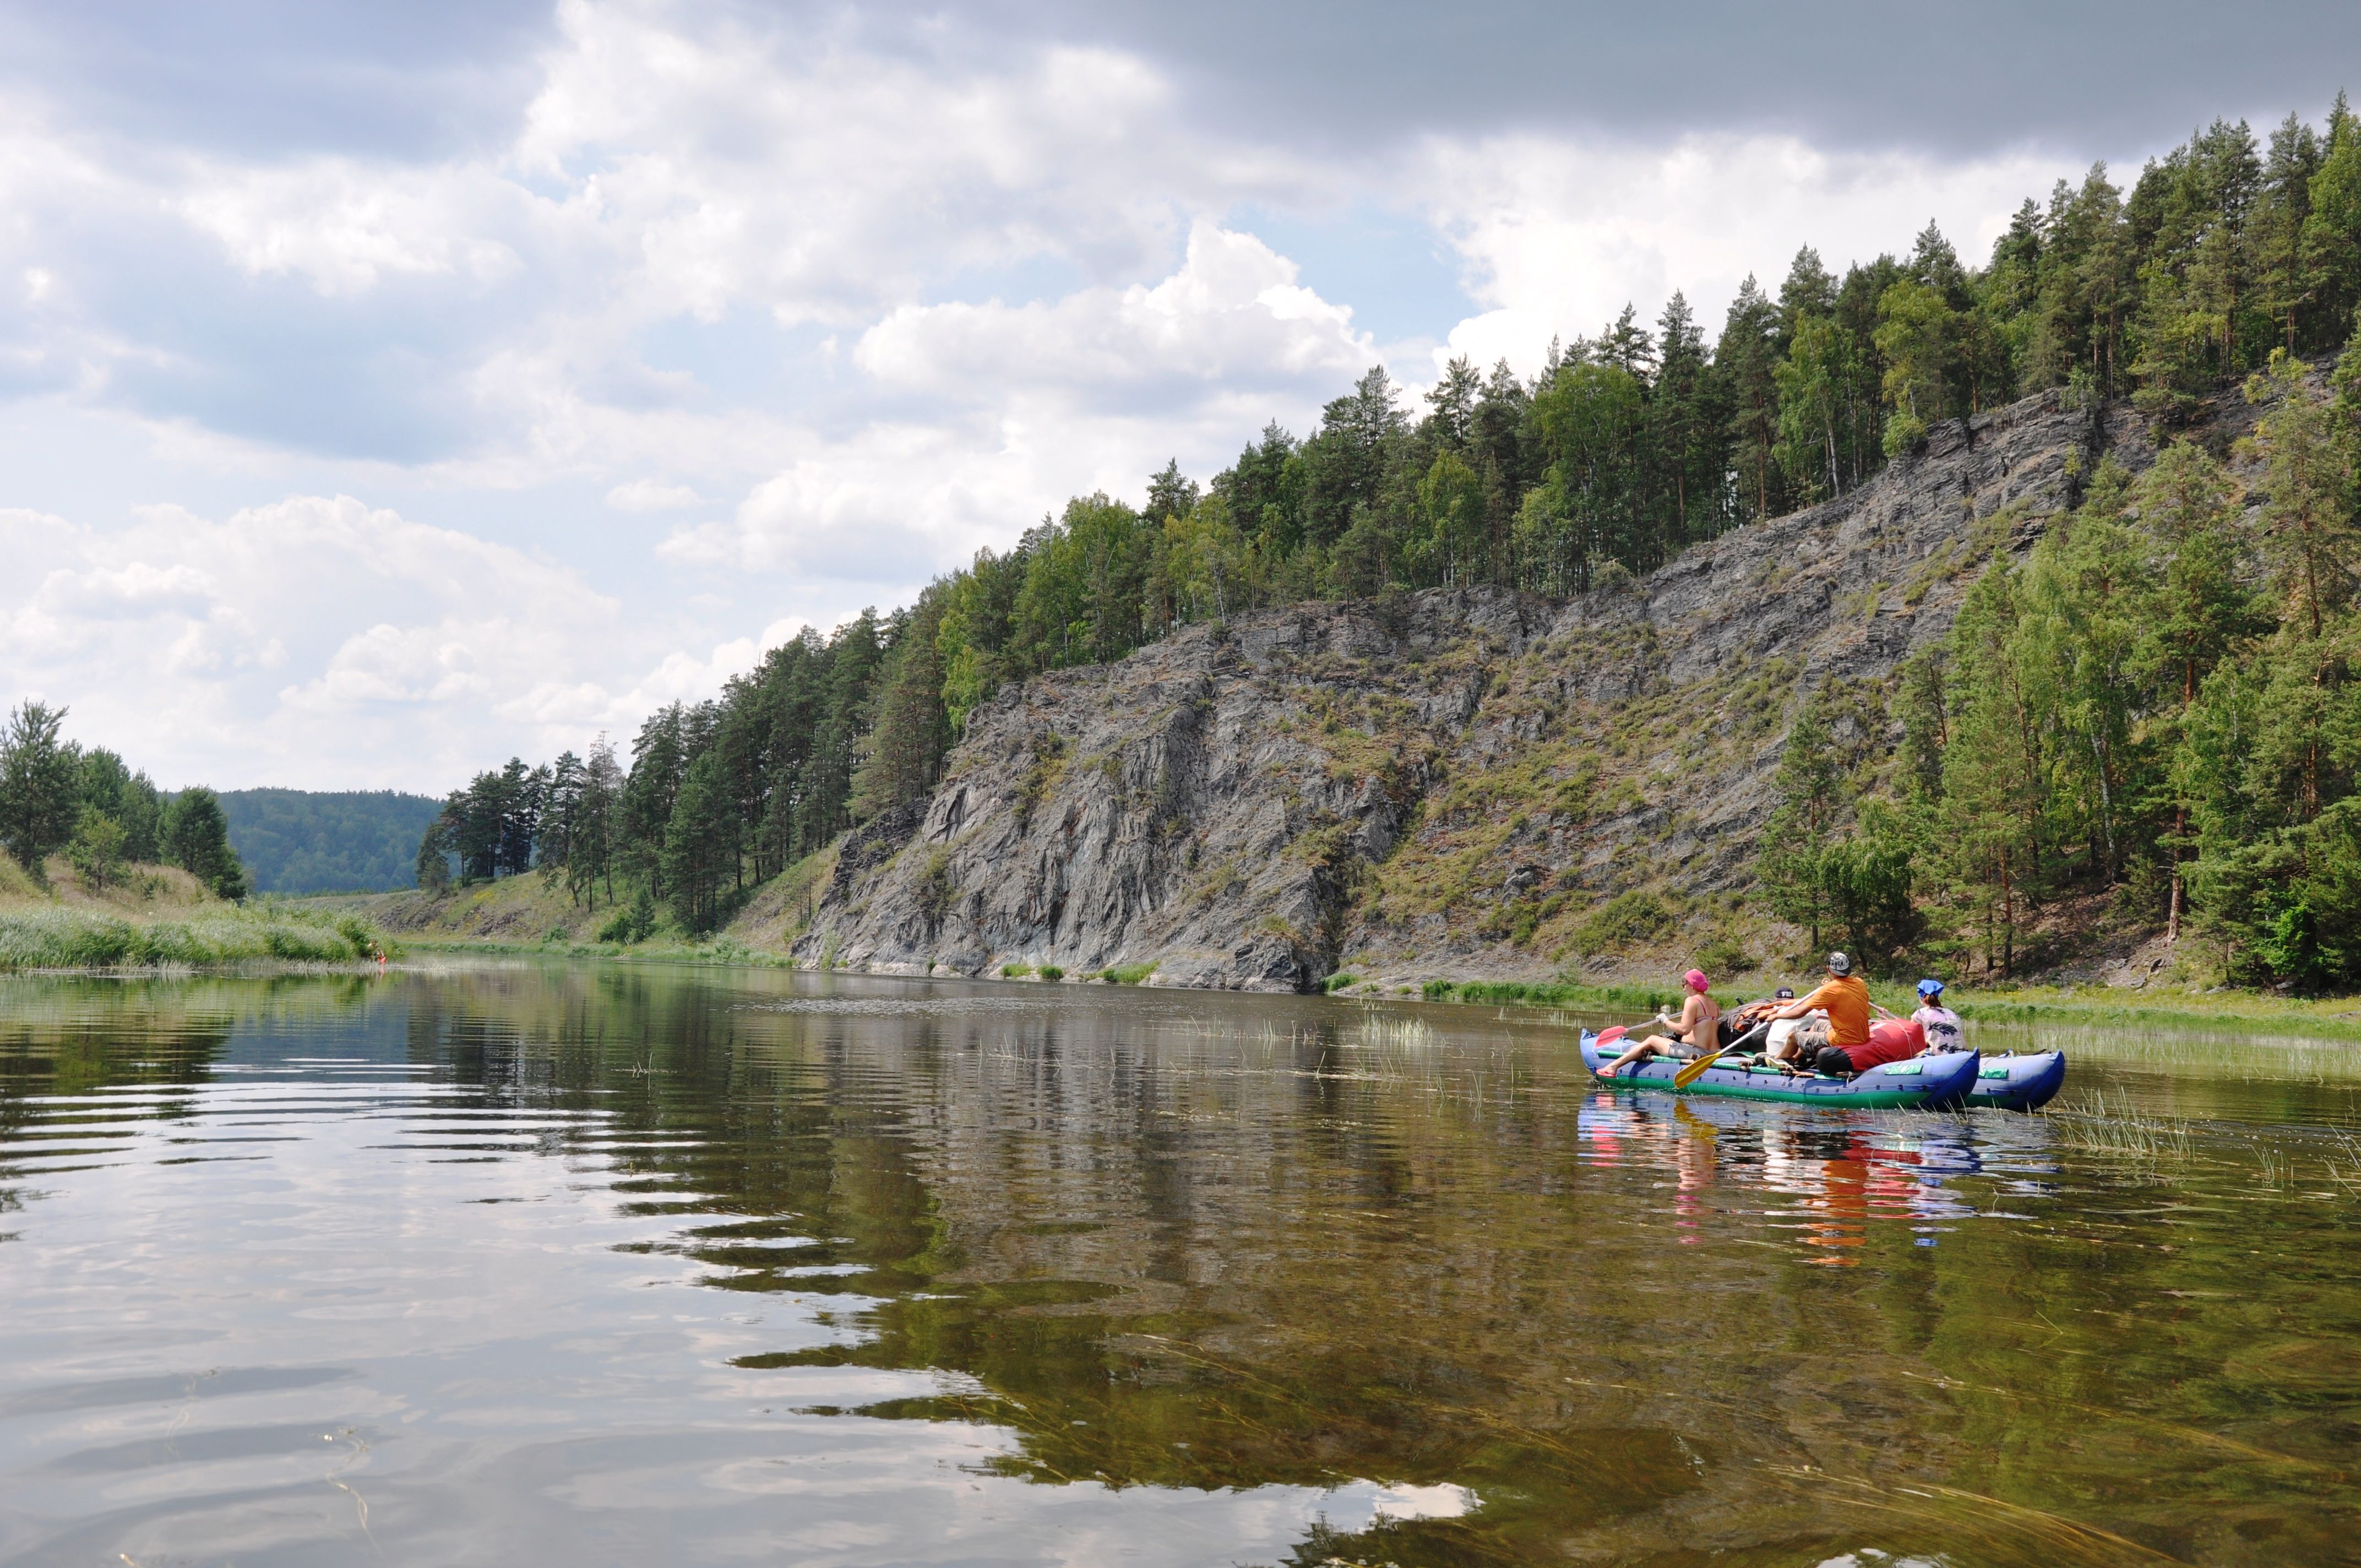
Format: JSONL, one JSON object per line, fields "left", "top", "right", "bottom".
{"left": 1683, "top": 968, "right": 1709, "bottom": 993}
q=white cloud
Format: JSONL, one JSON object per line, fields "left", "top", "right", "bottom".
{"left": 665, "top": 222, "right": 1368, "bottom": 575}
{"left": 605, "top": 479, "right": 703, "bottom": 511}
{"left": 1411, "top": 130, "right": 2069, "bottom": 378}
{"left": 857, "top": 221, "right": 1364, "bottom": 393}
{"left": 176, "top": 161, "right": 527, "bottom": 297}
{"left": 0, "top": 2, "right": 2119, "bottom": 793}
{"left": 0, "top": 496, "right": 701, "bottom": 788}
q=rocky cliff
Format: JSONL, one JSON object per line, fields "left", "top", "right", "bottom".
{"left": 792, "top": 386, "right": 2219, "bottom": 989}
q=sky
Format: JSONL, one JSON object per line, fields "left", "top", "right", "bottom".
{"left": 2, "top": 0, "right": 2355, "bottom": 793}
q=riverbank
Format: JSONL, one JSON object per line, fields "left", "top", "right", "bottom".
{"left": 291, "top": 874, "right": 2361, "bottom": 1043}
{"left": 1410, "top": 973, "right": 2361, "bottom": 1043}
{"left": 0, "top": 855, "right": 395, "bottom": 971}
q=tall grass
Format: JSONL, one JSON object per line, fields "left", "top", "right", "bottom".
{"left": 0, "top": 906, "right": 391, "bottom": 970}
{"left": 1421, "top": 978, "right": 1689, "bottom": 1013}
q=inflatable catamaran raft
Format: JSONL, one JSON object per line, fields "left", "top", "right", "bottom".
{"left": 1579, "top": 1032, "right": 2066, "bottom": 1111}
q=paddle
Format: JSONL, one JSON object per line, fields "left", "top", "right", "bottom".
{"left": 1671, "top": 1045, "right": 1732, "bottom": 1090}
{"left": 1593, "top": 1010, "right": 1674, "bottom": 1049}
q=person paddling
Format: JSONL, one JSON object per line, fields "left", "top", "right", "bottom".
{"left": 1761, "top": 952, "right": 1897, "bottom": 1077}
{"left": 1595, "top": 970, "right": 1720, "bottom": 1078}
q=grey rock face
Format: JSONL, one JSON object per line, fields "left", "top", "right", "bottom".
{"left": 794, "top": 590, "right": 1548, "bottom": 988}
{"left": 796, "top": 385, "right": 2183, "bottom": 988}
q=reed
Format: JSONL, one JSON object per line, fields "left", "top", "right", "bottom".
{"left": 0, "top": 906, "right": 391, "bottom": 971}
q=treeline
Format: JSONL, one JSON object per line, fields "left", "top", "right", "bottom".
{"left": 1761, "top": 351, "right": 2361, "bottom": 988}
{"left": 431, "top": 101, "right": 2361, "bottom": 963}
{"left": 0, "top": 703, "right": 249, "bottom": 899}
{"left": 217, "top": 790, "right": 444, "bottom": 894}
{"left": 416, "top": 611, "right": 885, "bottom": 934}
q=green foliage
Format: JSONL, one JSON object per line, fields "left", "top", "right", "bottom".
{"left": 1570, "top": 890, "right": 1675, "bottom": 955}
{"left": 662, "top": 750, "right": 739, "bottom": 933}
{"left": 597, "top": 888, "right": 659, "bottom": 945}
{"left": 915, "top": 846, "right": 957, "bottom": 928}
{"left": 68, "top": 808, "right": 127, "bottom": 891}
{"left": 1422, "top": 977, "right": 1692, "bottom": 1012}
{"left": 1100, "top": 962, "right": 1157, "bottom": 985}
{"left": 214, "top": 789, "right": 442, "bottom": 893}
{"left": 77, "top": 748, "right": 161, "bottom": 863}
{"left": 418, "top": 94, "right": 2361, "bottom": 994}
{"left": 1036, "top": 964, "right": 1065, "bottom": 982}
{"left": 0, "top": 701, "right": 80, "bottom": 878}
{"left": 1693, "top": 933, "right": 1751, "bottom": 977}
{"left": 161, "top": 788, "right": 248, "bottom": 901}
{"left": 1824, "top": 344, "right": 2361, "bottom": 990}
{"left": 999, "top": 962, "right": 1033, "bottom": 978}
{"left": 1323, "top": 972, "right": 1360, "bottom": 992}
{"left": 0, "top": 905, "right": 388, "bottom": 970}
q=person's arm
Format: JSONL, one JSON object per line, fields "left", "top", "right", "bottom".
{"left": 1770, "top": 983, "right": 1827, "bottom": 1021}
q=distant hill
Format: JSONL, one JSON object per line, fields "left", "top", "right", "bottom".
{"left": 217, "top": 790, "right": 442, "bottom": 894}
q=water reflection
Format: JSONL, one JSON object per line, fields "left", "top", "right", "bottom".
{"left": 1579, "top": 1097, "right": 2017, "bottom": 1264}
{"left": 0, "top": 964, "right": 2355, "bottom": 1567}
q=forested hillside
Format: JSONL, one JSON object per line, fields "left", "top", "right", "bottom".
{"left": 0, "top": 704, "right": 250, "bottom": 900}
{"left": 423, "top": 101, "right": 2361, "bottom": 989}
{"left": 219, "top": 790, "right": 442, "bottom": 894}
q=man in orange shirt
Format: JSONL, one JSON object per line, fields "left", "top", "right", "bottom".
{"left": 1764, "top": 952, "right": 1892, "bottom": 1075}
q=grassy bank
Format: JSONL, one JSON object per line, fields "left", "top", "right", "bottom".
{"left": 0, "top": 903, "right": 393, "bottom": 971}
{"left": 1935, "top": 986, "right": 2361, "bottom": 1043}
{"left": 0, "top": 854, "right": 395, "bottom": 972}
{"left": 1408, "top": 973, "right": 2361, "bottom": 1042}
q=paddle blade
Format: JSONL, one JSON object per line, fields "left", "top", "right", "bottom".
{"left": 1595, "top": 1025, "right": 1628, "bottom": 1047}
{"left": 1672, "top": 1048, "right": 1727, "bottom": 1090}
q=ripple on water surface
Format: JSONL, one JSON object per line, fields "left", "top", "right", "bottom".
{"left": 1, "top": 966, "right": 2358, "bottom": 1566}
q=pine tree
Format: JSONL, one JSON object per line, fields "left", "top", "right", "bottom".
{"left": 0, "top": 702, "right": 81, "bottom": 879}
{"left": 1755, "top": 686, "right": 1847, "bottom": 951}
{"left": 161, "top": 787, "right": 248, "bottom": 901}
{"left": 1717, "top": 276, "right": 1785, "bottom": 522}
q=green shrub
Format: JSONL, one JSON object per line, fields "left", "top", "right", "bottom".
{"left": 1695, "top": 933, "right": 1750, "bottom": 976}
{"left": 599, "top": 888, "right": 658, "bottom": 944}
{"left": 0, "top": 905, "right": 388, "bottom": 970}
{"left": 1571, "top": 890, "right": 1674, "bottom": 954}
{"left": 1000, "top": 962, "right": 1033, "bottom": 978}
{"left": 1100, "top": 962, "right": 1157, "bottom": 985}
{"left": 1038, "top": 965, "right": 1065, "bottom": 981}
{"left": 1324, "top": 973, "right": 1360, "bottom": 992}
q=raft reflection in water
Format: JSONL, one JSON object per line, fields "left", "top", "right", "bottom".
{"left": 1578, "top": 1093, "right": 2058, "bottom": 1264}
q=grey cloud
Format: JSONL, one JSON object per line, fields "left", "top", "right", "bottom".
{"left": 14, "top": 2, "right": 2354, "bottom": 171}
{"left": 0, "top": 0, "right": 556, "bottom": 161}
{"left": 884, "top": 0, "right": 2361, "bottom": 160}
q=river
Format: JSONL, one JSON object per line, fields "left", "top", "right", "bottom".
{"left": 1, "top": 961, "right": 2355, "bottom": 1565}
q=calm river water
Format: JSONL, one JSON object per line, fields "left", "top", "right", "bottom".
{"left": 1, "top": 962, "right": 2356, "bottom": 1566}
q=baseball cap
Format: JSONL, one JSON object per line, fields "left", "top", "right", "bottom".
{"left": 1826, "top": 952, "right": 1852, "bottom": 976}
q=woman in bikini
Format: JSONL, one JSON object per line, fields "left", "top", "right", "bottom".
{"left": 1595, "top": 969, "right": 1720, "bottom": 1079}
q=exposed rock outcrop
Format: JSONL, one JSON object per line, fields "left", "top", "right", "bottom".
{"left": 794, "top": 386, "right": 2217, "bottom": 989}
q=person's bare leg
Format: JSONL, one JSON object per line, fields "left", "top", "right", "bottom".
{"left": 1597, "top": 1037, "right": 1663, "bottom": 1078}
